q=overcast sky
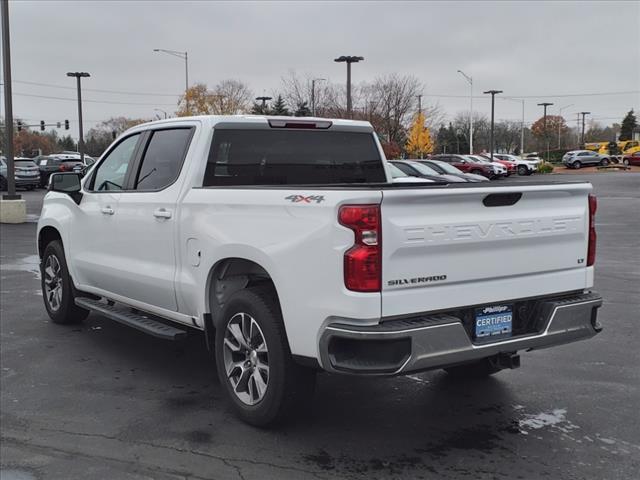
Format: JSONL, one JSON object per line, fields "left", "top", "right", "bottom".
{"left": 3, "top": 0, "right": 639, "bottom": 137}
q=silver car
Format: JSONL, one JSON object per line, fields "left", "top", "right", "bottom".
{"left": 562, "top": 150, "right": 611, "bottom": 169}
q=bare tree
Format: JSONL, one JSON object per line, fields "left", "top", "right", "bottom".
{"left": 177, "top": 80, "right": 253, "bottom": 116}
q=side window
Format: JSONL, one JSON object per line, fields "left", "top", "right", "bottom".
{"left": 91, "top": 134, "right": 140, "bottom": 191}
{"left": 134, "top": 128, "right": 192, "bottom": 191}
{"left": 579, "top": 152, "right": 591, "bottom": 157}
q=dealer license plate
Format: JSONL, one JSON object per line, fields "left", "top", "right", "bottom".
{"left": 475, "top": 305, "right": 513, "bottom": 339}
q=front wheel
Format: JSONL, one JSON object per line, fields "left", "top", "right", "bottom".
{"left": 623, "top": 158, "right": 630, "bottom": 166}
{"left": 41, "top": 240, "right": 89, "bottom": 324}
{"left": 215, "top": 286, "right": 316, "bottom": 427}
{"left": 517, "top": 165, "right": 528, "bottom": 176}
{"left": 600, "top": 158, "right": 609, "bottom": 166}
{"left": 573, "top": 161, "right": 582, "bottom": 169}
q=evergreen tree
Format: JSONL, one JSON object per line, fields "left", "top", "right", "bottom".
{"left": 294, "top": 101, "right": 311, "bottom": 117}
{"left": 57, "top": 135, "right": 76, "bottom": 151}
{"left": 619, "top": 109, "right": 637, "bottom": 141}
{"left": 251, "top": 102, "right": 270, "bottom": 115}
{"left": 270, "top": 95, "right": 290, "bottom": 116}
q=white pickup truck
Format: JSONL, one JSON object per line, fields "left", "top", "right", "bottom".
{"left": 38, "top": 115, "right": 602, "bottom": 426}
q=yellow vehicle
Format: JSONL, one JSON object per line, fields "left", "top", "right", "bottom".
{"left": 618, "top": 140, "right": 640, "bottom": 154}
{"left": 584, "top": 142, "right": 609, "bottom": 153}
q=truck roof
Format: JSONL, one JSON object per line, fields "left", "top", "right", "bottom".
{"left": 126, "top": 115, "right": 374, "bottom": 135}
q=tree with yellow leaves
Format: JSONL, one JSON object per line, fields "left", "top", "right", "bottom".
{"left": 405, "top": 112, "right": 433, "bottom": 158}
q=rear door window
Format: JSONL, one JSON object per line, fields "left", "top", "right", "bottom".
{"left": 203, "top": 129, "right": 385, "bottom": 186}
{"left": 133, "top": 128, "right": 193, "bottom": 191}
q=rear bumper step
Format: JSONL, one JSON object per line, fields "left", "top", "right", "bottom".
{"left": 75, "top": 297, "right": 187, "bottom": 341}
{"left": 319, "top": 292, "right": 602, "bottom": 375}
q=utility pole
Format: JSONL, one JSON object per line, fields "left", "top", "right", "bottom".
{"left": 483, "top": 89, "right": 503, "bottom": 161}
{"left": 580, "top": 111, "right": 591, "bottom": 148}
{"left": 557, "top": 104, "right": 573, "bottom": 148}
{"left": 67, "top": 72, "right": 90, "bottom": 165}
{"left": 311, "top": 78, "right": 325, "bottom": 116}
{"left": 457, "top": 70, "right": 473, "bottom": 154}
{"left": 153, "top": 49, "right": 189, "bottom": 113}
{"left": 334, "top": 55, "right": 364, "bottom": 119}
{"left": 1, "top": 0, "right": 19, "bottom": 200}
{"left": 537, "top": 102, "right": 554, "bottom": 161}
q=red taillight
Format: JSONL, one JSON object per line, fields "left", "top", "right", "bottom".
{"left": 587, "top": 193, "right": 597, "bottom": 266}
{"left": 58, "top": 163, "right": 67, "bottom": 171}
{"left": 339, "top": 204, "right": 381, "bottom": 292}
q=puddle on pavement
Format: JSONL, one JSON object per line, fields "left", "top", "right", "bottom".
{"left": 1, "top": 255, "right": 41, "bottom": 279}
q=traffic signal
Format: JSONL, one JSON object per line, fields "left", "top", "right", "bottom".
{"left": 17, "top": 121, "right": 22, "bottom": 132}
{"left": 40, "top": 120, "right": 45, "bottom": 131}
{"left": 64, "top": 119, "right": 69, "bottom": 130}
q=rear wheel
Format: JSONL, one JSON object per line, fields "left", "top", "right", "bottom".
{"left": 215, "top": 286, "right": 316, "bottom": 427}
{"left": 573, "top": 161, "right": 582, "bottom": 169}
{"left": 41, "top": 240, "right": 89, "bottom": 324}
{"left": 517, "top": 165, "right": 528, "bottom": 176}
{"left": 623, "top": 158, "right": 630, "bottom": 166}
{"left": 444, "top": 357, "right": 503, "bottom": 379}
{"left": 600, "top": 158, "right": 609, "bottom": 166}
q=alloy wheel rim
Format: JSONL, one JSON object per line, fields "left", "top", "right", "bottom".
{"left": 222, "top": 312, "right": 270, "bottom": 406}
{"left": 44, "top": 254, "right": 63, "bottom": 312}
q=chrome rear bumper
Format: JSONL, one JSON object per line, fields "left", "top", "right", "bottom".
{"left": 319, "top": 292, "right": 602, "bottom": 375}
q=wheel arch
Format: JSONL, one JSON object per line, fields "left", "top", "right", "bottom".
{"left": 38, "top": 225, "right": 63, "bottom": 259}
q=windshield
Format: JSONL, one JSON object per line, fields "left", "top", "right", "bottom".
{"left": 388, "top": 163, "right": 408, "bottom": 178}
{"left": 204, "top": 129, "right": 385, "bottom": 186}
{"left": 427, "top": 161, "right": 461, "bottom": 175}
{"left": 408, "top": 162, "right": 440, "bottom": 176}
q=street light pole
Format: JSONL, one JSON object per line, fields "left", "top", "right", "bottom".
{"left": 153, "top": 49, "right": 189, "bottom": 113}
{"left": 1, "top": 0, "right": 19, "bottom": 200}
{"left": 537, "top": 102, "right": 554, "bottom": 161}
{"left": 255, "top": 96, "right": 272, "bottom": 114}
{"left": 334, "top": 55, "right": 364, "bottom": 119}
{"left": 311, "top": 78, "right": 325, "bottom": 116}
{"left": 483, "top": 90, "right": 503, "bottom": 161}
{"left": 557, "top": 104, "right": 573, "bottom": 148}
{"left": 580, "top": 111, "right": 591, "bottom": 148}
{"left": 66, "top": 72, "right": 90, "bottom": 165}
{"left": 457, "top": 70, "right": 473, "bottom": 154}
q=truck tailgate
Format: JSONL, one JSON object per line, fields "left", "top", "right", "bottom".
{"left": 380, "top": 182, "right": 592, "bottom": 318}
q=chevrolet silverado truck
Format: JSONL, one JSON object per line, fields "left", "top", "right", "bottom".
{"left": 38, "top": 115, "right": 603, "bottom": 426}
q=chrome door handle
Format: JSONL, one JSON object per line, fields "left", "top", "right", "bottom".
{"left": 153, "top": 208, "right": 172, "bottom": 219}
{"left": 101, "top": 206, "right": 114, "bottom": 215}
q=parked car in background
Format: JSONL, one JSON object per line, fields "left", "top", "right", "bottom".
{"left": 562, "top": 150, "right": 611, "bottom": 169}
{"left": 478, "top": 154, "right": 516, "bottom": 176}
{"left": 622, "top": 151, "right": 640, "bottom": 166}
{"left": 430, "top": 154, "right": 495, "bottom": 178}
{"left": 522, "top": 153, "right": 543, "bottom": 164}
{"left": 390, "top": 160, "right": 467, "bottom": 182}
{"left": 466, "top": 155, "right": 508, "bottom": 177}
{"left": 0, "top": 157, "right": 7, "bottom": 191}
{"left": 493, "top": 154, "right": 538, "bottom": 175}
{"left": 419, "top": 159, "right": 489, "bottom": 182}
{"left": 37, "top": 154, "right": 85, "bottom": 187}
{"left": 13, "top": 157, "right": 41, "bottom": 190}
{"left": 387, "top": 163, "right": 433, "bottom": 183}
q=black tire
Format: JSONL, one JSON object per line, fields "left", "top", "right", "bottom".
{"left": 215, "top": 286, "right": 316, "bottom": 427}
{"left": 573, "top": 161, "right": 582, "bottom": 169}
{"left": 600, "top": 158, "right": 609, "bottom": 166}
{"left": 41, "top": 240, "right": 89, "bottom": 324}
{"left": 517, "top": 165, "right": 528, "bottom": 176}
{"left": 444, "top": 357, "right": 503, "bottom": 379}
{"left": 623, "top": 158, "right": 630, "bottom": 166}
{"left": 0, "top": 176, "right": 7, "bottom": 191}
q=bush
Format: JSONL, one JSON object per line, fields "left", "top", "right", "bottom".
{"left": 537, "top": 161, "right": 555, "bottom": 174}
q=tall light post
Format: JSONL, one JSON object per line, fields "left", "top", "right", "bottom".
{"left": 255, "top": 96, "right": 272, "bottom": 114}
{"left": 483, "top": 90, "right": 503, "bottom": 160}
{"left": 1, "top": 0, "right": 19, "bottom": 200}
{"left": 153, "top": 49, "right": 189, "bottom": 113}
{"left": 66, "top": 72, "right": 90, "bottom": 164}
{"left": 457, "top": 70, "right": 473, "bottom": 154}
{"left": 537, "top": 102, "right": 553, "bottom": 160}
{"left": 311, "top": 78, "right": 325, "bottom": 116}
{"left": 580, "top": 111, "right": 591, "bottom": 148}
{"left": 557, "top": 104, "right": 573, "bottom": 148}
{"left": 334, "top": 55, "right": 364, "bottom": 119}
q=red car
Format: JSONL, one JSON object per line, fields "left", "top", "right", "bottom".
{"left": 478, "top": 154, "right": 517, "bottom": 176}
{"left": 622, "top": 151, "right": 640, "bottom": 166}
{"left": 430, "top": 154, "right": 495, "bottom": 178}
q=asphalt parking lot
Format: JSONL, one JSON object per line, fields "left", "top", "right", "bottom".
{"left": 1, "top": 173, "right": 639, "bottom": 480}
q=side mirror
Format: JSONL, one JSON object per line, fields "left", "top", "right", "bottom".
{"left": 49, "top": 172, "right": 82, "bottom": 193}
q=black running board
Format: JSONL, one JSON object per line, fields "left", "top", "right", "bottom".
{"left": 75, "top": 297, "right": 187, "bottom": 341}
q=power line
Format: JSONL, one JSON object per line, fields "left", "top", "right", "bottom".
{"left": 13, "top": 79, "right": 180, "bottom": 97}
{"left": 12, "top": 91, "right": 177, "bottom": 106}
